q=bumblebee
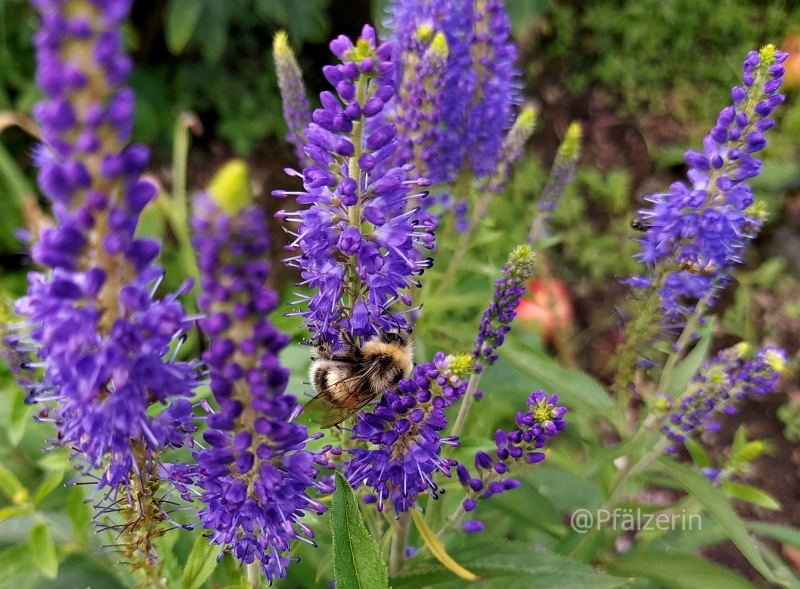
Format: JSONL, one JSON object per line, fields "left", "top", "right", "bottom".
{"left": 305, "top": 329, "right": 414, "bottom": 428}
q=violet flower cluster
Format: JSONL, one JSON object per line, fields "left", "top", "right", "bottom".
{"left": 473, "top": 244, "right": 535, "bottom": 366}
{"left": 392, "top": 23, "right": 449, "bottom": 181}
{"left": 191, "top": 184, "right": 330, "bottom": 582}
{"left": 387, "top": 0, "right": 518, "bottom": 183}
{"left": 660, "top": 344, "right": 786, "bottom": 453}
{"left": 274, "top": 26, "right": 435, "bottom": 344}
{"left": 634, "top": 45, "right": 786, "bottom": 318}
{"left": 16, "top": 0, "right": 198, "bottom": 490}
{"left": 457, "top": 391, "right": 567, "bottom": 532}
{"left": 345, "top": 352, "right": 472, "bottom": 513}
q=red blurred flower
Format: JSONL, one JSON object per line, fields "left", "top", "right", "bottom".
{"left": 515, "top": 278, "right": 574, "bottom": 343}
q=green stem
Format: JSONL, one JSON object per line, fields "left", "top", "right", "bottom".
{"left": 431, "top": 171, "right": 474, "bottom": 297}
{"left": 247, "top": 561, "right": 263, "bottom": 588}
{"left": 450, "top": 371, "right": 482, "bottom": 440}
{"left": 656, "top": 297, "right": 709, "bottom": 394}
{"left": 389, "top": 511, "right": 411, "bottom": 575}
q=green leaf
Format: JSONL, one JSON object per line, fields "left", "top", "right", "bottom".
{"left": 683, "top": 437, "right": 710, "bottom": 469}
{"left": 33, "top": 470, "right": 64, "bottom": 506}
{"left": 0, "top": 462, "right": 27, "bottom": 503}
{"left": 164, "top": 0, "right": 205, "bottom": 54}
{"left": 750, "top": 521, "right": 800, "bottom": 549}
{"left": 732, "top": 425, "right": 747, "bottom": 455}
{"left": 29, "top": 521, "right": 58, "bottom": 580}
{"left": 0, "top": 505, "right": 30, "bottom": 523}
{"left": 8, "top": 388, "right": 35, "bottom": 446}
{"left": 503, "top": 346, "right": 615, "bottom": 415}
{"left": 0, "top": 544, "right": 35, "bottom": 585}
{"left": 604, "top": 550, "right": 758, "bottom": 589}
{"left": 722, "top": 482, "right": 781, "bottom": 511}
{"left": 760, "top": 544, "right": 800, "bottom": 589}
{"left": 660, "top": 458, "right": 779, "bottom": 584}
{"left": 391, "top": 540, "right": 627, "bottom": 588}
{"left": 196, "top": 1, "right": 228, "bottom": 65}
{"left": 66, "top": 486, "right": 91, "bottom": 535}
{"left": 331, "top": 472, "right": 388, "bottom": 589}
{"left": 182, "top": 535, "right": 218, "bottom": 589}
{"left": 664, "top": 318, "right": 713, "bottom": 396}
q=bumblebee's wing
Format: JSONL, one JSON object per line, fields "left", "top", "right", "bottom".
{"left": 304, "top": 363, "right": 385, "bottom": 428}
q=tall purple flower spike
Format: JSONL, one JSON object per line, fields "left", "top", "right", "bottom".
{"left": 16, "top": 0, "right": 199, "bottom": 490}
{"left": 191, "top": 189, "right": 331, "bottom": 583}
{"left": 275, "top": 25, "right": 435, "bottom": 344}
{"left": 634, "top": 46, "right": 786, "bottom": 318}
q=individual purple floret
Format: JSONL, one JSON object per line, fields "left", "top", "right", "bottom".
{"left": 634, "top": 45, "right": 786, "bottom": 318}
{"left": 474, "top": 244, "right": 535, "bottom": 365}
{"left": 191, "top": 185, "right": 331, "bottom": 582}
{"left": 16, "top": 0, "right": 199, "bottom": 490}
{"left": 274, "top": 31, "right": 312, "bottom": 168}
{"left": 274, "top": 25, "right": 435, "bottom": 344}
{"left": 660, "top": 344, "right": 786, "bottom": 452}
{"left": 345, "top": 352, "right": 471, "bottom": 513}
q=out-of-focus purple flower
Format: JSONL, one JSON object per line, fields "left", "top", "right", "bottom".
{"left": 386, "top": 0, "right": 518, "bottom": 182}
{"left": 16, "top": 0, "right": 198, "bottom": 490}
{"left": 345, "top": 352, "right": 472, "bottom": 513}
{"left": 633, "top": 46, "right": 786, "bottom": 318}
{"left": 394, "top": 24, "right": 448, "bottom": 180}
{"left": 274, "top": 26, "right": 435, "bottom": 344}
{"left": 274, "top": 31, "right": 312, "bottom": 168}
{"left": 191, "top": 184, "right": 330, "bottom": 582}
{"left": 462, "top": 0, "right": 519, "bottom": 178}
{"left": 661, "top": 344, "right": 786, "bottom": 452}
{"left": 474, "top": 244, "right": 535, "bottom": 365}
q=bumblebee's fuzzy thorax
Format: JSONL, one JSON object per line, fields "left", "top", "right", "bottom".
{"left": 304, "top": 330, "right": 415, "bottom": 428}
{"left": 361, "top": 339, "right": 414, "bottom": 375}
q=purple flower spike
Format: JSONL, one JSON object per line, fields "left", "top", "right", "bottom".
{"left": 474, "top": 245, "right": 535, "bottom": 365}
{"left": 388, "top": 0, "right": 518, "bottom": 182}
{"left": 660, "top": 344, "right": 785, "bottom": 450}
{"left": 191, "top": 188, "right": 330, "bottom": 582}
{"left": 454, "top": 390, "right": 566, "bottom": 518}
{"left": 345, "top": 352, "right": 472, "bottom": 513}
{"left": 274, "top": 31, "right": 312, "bottom": 168}
{"left": 14, "top": 0, "right": 199, "bottom": 491}
{"left": 633, "top": 45, "right": 786, "bottom": 318}
{"left": 275, "top": 26, "right": 435, "bottom": 343}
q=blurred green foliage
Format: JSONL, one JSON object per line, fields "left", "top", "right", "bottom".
{"left": 541, "top": 0, "right": 800, "bottom": 123}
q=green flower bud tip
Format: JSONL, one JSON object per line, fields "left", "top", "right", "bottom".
{"left": 558, "top": 121, "right": 582, "bottom": 161}
{"left": 508, "top": 244, "right": 536, "bottom": 276}
{"left": 708, "top": 371, "right": 727, "bottom": 386}
{"left": 208, "top": 159, "right": 252, "bottom": 215}
{"left": 351, "top": 38, "right": 375, "bottom": 63}
{"left": 415, "top": 21, "right": 434, "bottom": 43}
{"left": 732, "top": 341, "right": 750, "bottom": 357}
{"left": 447, "top": 353, "right": 476, "bottom": 379}
{"left": 745, "top": 200, "right": 769, "bottom": 223}
{"left": 734, "top": 440, "right": 768, "bottom": 464}
{"left": 759, "top": 44, "right": 778, "bottom": 67}
{"left": 273, "top": 30, "right": 292, "bottom": 58}
{"left": 429, "top": 31, "right": 449, "bottom": 59}
{"left": 764, "top": 349, "right": 786, "bottom": 374}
